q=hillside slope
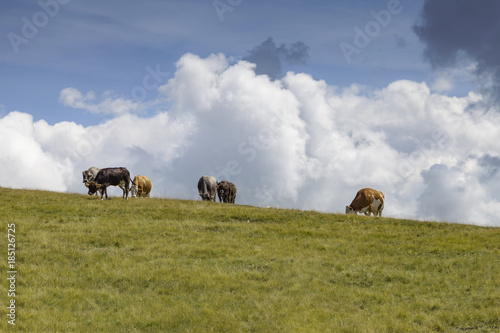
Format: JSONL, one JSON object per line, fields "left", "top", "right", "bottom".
{"left": 1, "top": 187, "right": 499, "bottom": 332}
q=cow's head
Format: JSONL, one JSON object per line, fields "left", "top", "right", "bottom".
{"left": 217, "top": 181, "right": 229, "bottom": 201}
{"left": 345, "top": 206, "right": 355, "bottom": 214}
{"left": 87, "top": 181, "right": 101, "bottom": 195}
{"left": 130, "top": 184, "right": 138, "bottom": 198}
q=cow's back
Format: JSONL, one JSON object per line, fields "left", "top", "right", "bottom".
{"left": 95, "top": 167, "right": 131, "bottom": 188}
{"left": 88, "top": 167, "right": 100, "bottom": 178}
{"left": 198, "top": 176, "right": 217, "bottom": 201}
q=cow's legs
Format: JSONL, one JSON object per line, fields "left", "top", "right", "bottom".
{"left": 101, "top": 186, "right": 108, "bottom": 200}
{"left": 118, "top": 184, "right": 127, "bottom": 199}
{"left": 367, "top": 203, "right": 374, "bottom": 216}
{"left": 117, "top": 180, "right": 129, "bottom": 199}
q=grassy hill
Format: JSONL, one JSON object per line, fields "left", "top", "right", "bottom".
{"left": 1, "top": 187, "right": 499, "bottom": 332}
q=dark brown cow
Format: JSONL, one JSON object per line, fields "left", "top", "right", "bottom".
{"left": 217, "top": 180, "right": 237, "bottom": 204}
{"left": 217, "top": 180, "right": 230, "bottom": 203}
{"left": 228, "top": 182, "right": 237, "bottom": 204}
{"left": 345, "top": 188, "right": 384, "bottom": 216}
{"left": 87, "top": 167, "right": 133, "bottom": 200}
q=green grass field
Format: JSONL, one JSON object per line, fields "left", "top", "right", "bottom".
{"left": 1, "top": 187, "right": 499, "bottom": 332}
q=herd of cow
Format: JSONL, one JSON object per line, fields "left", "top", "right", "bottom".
{"left": 81, "top": 167, "right": 385, "bottom": 216}
{"left": 82, "top": 167, "right": 151, "bottom": 200}
{"left": 81, "top": 167, "right": 238, "bottom": 205}
{"left": 197, "top": 175, "right": 236, "bottom": 203}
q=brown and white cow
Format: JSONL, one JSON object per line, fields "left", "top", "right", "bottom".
{"left": 130, "top": 175, "right": 152, "bottom": 198}
{"left": 345, "top": 188, "right": 384, "bottom": 216}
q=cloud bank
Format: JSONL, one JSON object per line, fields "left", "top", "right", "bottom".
{"left": 1, "top": 52, "right": 500, "bottom": 226}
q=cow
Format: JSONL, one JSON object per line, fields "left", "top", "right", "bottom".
{"left": 217, "top": 180, "right": 237, "bottom": 204}
{"left": 345, "top": 188, "right": 384, "bottom": 217}
{"left": 217, "top": 180, "right": 230, "bottom": 203}
{"left": 198, "top": 176, "right": 217, "bottom": 202}
{"left": 228, "top": 182, "right": 237, "bottom": 204}
{"left": 130, "top": 175, "right": 152, "bottom": 198}
{"left": 87, "top": 167, "right": 133, "bottom": 200}
{"left": 83, "top": 167, "right": 102, "bottom": 196}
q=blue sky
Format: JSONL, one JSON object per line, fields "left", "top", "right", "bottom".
{"left": 2, "top": 0, "right": 500, "bottom": 226}
{"left": 2, "top": 0, "right": 430, "bottom": 125}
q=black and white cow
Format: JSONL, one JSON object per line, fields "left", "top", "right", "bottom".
{"left": 87, "top": 167, "right": 133, "bottom": 200}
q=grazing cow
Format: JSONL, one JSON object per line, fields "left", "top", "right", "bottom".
{"left": 83, "top": 167, "right": 101, "bottom": 196}
{"left": 345, "top": 188, "right": 384, "bottom": 217}
{"left": 198, "top": 176, "right": 217, "bottom": 202}
{"left": 217, "top": 180, "right": 230, "bottom": 203}
{"left": 130, "top": 175, "right": 152, "bottom": 198}
{"left": 87, "top": 167, "right": 133, "bottom": 200}
{"left": 217, "top": 180, "right": 237, "bottom": 204}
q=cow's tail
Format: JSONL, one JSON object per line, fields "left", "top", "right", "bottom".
{"left": 203, "top": 180, "right": 208, "bottom": 196}
{"left": 127, "top": 171, "right": 135, "bottom": 187}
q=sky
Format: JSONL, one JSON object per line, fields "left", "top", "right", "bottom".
{"left": 1, "top": 0, "right": 500, "bottom": 226}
